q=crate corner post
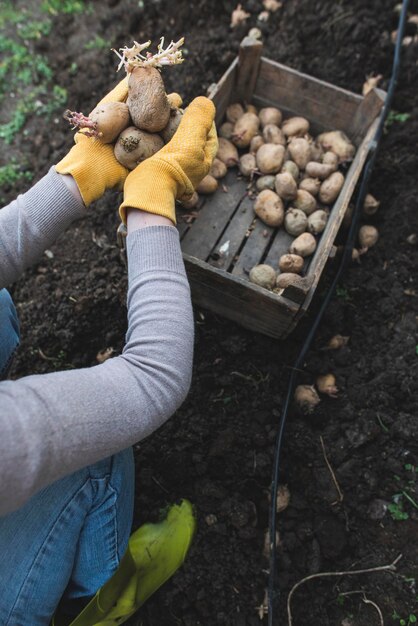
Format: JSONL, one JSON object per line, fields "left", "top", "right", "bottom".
{"left": 236, "top": 36, "right": 263, "bottom": 103}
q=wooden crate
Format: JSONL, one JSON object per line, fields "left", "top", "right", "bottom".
{"left": 177, "top": 37, "right": 385, "bottom": 339}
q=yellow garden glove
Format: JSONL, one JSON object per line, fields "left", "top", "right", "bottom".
{"left": 119, "top": 96, "right": 218, "bottom": 225}
{"left": 55, "top": 78, "right": 130, "bottom": 207}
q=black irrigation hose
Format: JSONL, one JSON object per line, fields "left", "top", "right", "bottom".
{"left": 267, "top": 1, "right": 410, "bottom": 623}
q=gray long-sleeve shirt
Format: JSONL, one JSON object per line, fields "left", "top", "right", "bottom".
{"left": 0, "top": 168, "right": 194, "bottom": 515}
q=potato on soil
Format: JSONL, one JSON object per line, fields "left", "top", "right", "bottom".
{"left": 282, "top": 116, "right": 310, "bottom": 137}
{"left": 232, "top": 112, "right": 260, "bottom": 148}
{"left": 217, "top": 137, "right": 239, "bottom": 167}
{"left": 114, "top": 126, "right": 164, "bottom": 170}
{"left": 209, "top": 158, "right": 227, "bottom": 179}
{"left": 254, "top": 189, "right": 284, "bottom": 227}
{"left": 358, "top": 225, "right": 379, "bottom": 249}
{"left": 299, "top": 177, "right": 321, "bottom": 196}
{"left": 256, "top": 175, "right": 275, "bottom": 191}
{"left": 226, "top": 102, "right": 245, "bottom": 123}
{"left": 294, "top": 189, "right": 317, "bottom": 215}
{"left": 88, "top": 102, "right": 130, "bottom": 143}
{"left": 256, "top": 143, "right": 285, "bottom": 174}
{"left": 274, "top": 172, "right": 297, "bottom": 201}
{"left": 160, "top": 107, "right": 183, "bottom": 143}
{"left": 219, "top": 121, "right": 234, "bottom": 139}
{"left": 284, "top": 208, "right": 308, "bottom": 236}
{"left": 290, "top": 232, "right": 317, "bottom": 257}
{"left": 262, "top": 124, "right": 286, "bottom": 145}
{"left": 127, "top": 67, "right": 170, "bottom": 133}
{"left": 317, "top": 130, "right": 355, "bottom": 162}
{"left": 250, "top": 135, "right": 265, "bottom": 154}
{"left": 259, "top": 106, "right": 282, "bottom": 127}
{"left": 249, "top": 264, "right": 276, "bottom": 289}
{"left": 294, "top": 384, "right": 320, "bottom": 413}
{"left": 239, "top": 153, "right": 257, "bottom": 177}
{"left": 197, "top": 174, "right": 218, "bottom": 194}
{"left": 288, "top": 138, "right": 312, "bottom": 170}
{"left": 278, "top": 253, "right": 304, "bottom": 274}
{"left": 319, "top": 171, "right": 345, "bottom": 204}
{"left": 363, "top": 193, "right": 380, "bottom": 215}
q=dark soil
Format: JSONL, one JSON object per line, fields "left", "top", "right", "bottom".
{"left": 5, "top": 0, "right": 418, "bottom": 624}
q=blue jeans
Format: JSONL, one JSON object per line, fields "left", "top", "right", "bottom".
{"left": 0, "top": 289, "right": 135, "bottom": 625}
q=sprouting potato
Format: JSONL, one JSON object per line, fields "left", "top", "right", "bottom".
{"left": 319, "top": 171, "right": 345, "bottom": 204}
{"left": 256, "top": 175, "right": 276, "bottom": 191}
{"left": 232, "top": 112, "right": 260, "bottom": 148}
{"left": 160, "top": 107, "right": 183, "bottom": 142}
{"left": 262, "top": 124, "right": 286, "bottom": 145}
{"left": 305, "top": 161, "right": 335, "bottom": 180}
{"left": 284, "top": 208, "right": 308, "bottom": 236}
{"left": 219, "top": 121, "right": 234, "bottom": 139}
{"left": 299, "top": 177, "right": 321, "bottom": 196}
{"left": 197, "top": 174, "right": 218, "bottom": 194}
{"left": 127, "top": 66, "right": 171, "bottom": 132}
{"left": 282, "top": 116, "right": 310, "bottom": 137}
{"left": 358, "top": 225, "right": 379, "bottom": 249}
{"left": 217, "top": 137, "right": 239, "bottom": 167}
{"left": 259, "top": 106, "right": 282, "bottom": 127}
{"left": 250, "top": 135, "right": 265, "bottom": 154}
{"left": 289, "top": 232, "right": 317, "bottom": 257}
{"left": 278, "top": 253, "right": 304, "bottom": 274}
{"left": 256, "top": 144, "right": 286, "bottom": 174}
{"left": 239, "top": 153, "right": 257, "bottom": 177}
{"left": 317, "top": 130, "right": 355, "bottom": 163}
{"left": 226, "top": 102, "right": 245, "bottom": 123}
{"left": 308, "top": 209, "right": 328, "bottom": 235}
{"left": 249, "top": 264, "right": 277, "bottom": 289}
{"left": 209, "top": 158, "right": 228, "bottom": 179}
{"left": 281, "top": 160, "right": 299, "bottom": 181}
{"left": 254, "top": 189, "right": 284, "bottom": 227}
{"left": 288, "top": 138, "right": 312, "bottom": 170}
{"left": 274, "top": 172, "right": 298, "bottom": 201}
{"left": 88, "top": 102, "right": 131, "bottom": 143}
{"left": 114, "top": 126, "right": 164, "bottom": 169}
{"left": 294, "top": 189, "right": 317, "bottom": 215}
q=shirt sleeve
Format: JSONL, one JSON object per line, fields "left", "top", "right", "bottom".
{"left": 0, "top": 176, "right": 194, "bottom": 515}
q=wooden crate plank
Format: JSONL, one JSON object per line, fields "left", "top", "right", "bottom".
{"left": 236, "top": 37, "right": 263, "bottom": 102}
{"left": 254, "top": 58, "right": 362, "bottom": 137}
{"left": 184, "top": 254, "right": 299, "bottom": 339}
{"left": 176, "top": 196, "right": 208, "bottom": 240}
{"left": 349, "top": 87, "right": 385, "bottom": 144}
{"left": 263, "top": 229, "right": 294, "bottom": 269}
{"left": 180, "top": 170, "right": 246, "bottom": 260}
{"left": 209, "top": 58, "right": 238, "bottom": 126}
{"left": 208, "top": 193, "right": 256, "bottom": 270}
{"left": 231, "top": 218, "right": 275, "bottom": 277}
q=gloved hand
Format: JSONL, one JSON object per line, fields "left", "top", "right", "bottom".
{"left": 56, "top": 80, "right": 184, "bottom": 207}
{"left": 55, "top": 79, "right": 130, "bottom": 207}
{"left": 119, "top": 96, "right": 218, "bottom": 225}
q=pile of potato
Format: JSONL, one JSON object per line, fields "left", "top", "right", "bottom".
{"left": 190, "top": 102, "right": 358, "bottom": 292}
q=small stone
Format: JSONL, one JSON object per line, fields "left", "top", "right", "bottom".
{"left": 406, "top": 233, "right": 417, "bottom": 245}
{"left": 367, "top": 498, "right": 389, "bottom": 520}
{"left": 205, "top": 514, "right": 218, "bottom": 526}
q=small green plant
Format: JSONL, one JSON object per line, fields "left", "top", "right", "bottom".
{"left": 18, "top": 20, "right": 52, "bottom": 40}
{"left": 84, "top": 36, "right": 109, "bottom": 51}
{"left": 41, "top": 0, "right": 86, "bottom": 14}
{"left": 336, "top": 285, "right": 351, "bottom": 301}
{"left": 388, "top": 494, "right": 409, "bottom": 521}
{"left": 392, "top": 610, "right": 417, "bottom": 626}
{"left": 0, "top": 161, "right": 33, "bottom": 188}
{"left": 385, "top": 110, "right": 411, "bottom": 133}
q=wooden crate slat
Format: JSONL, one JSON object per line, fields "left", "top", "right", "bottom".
{"left": 209, "top": 58, "right": 238, "bottom": 126}
{"left": 236, "top": 36, "right": 263, "bottom": 102}
{"left": 231, "top": 217, "right": 274, "bottom": 277}
{"left": 176, "top": 196, "right": 208, "bottom": 240}
{"left": 180, "top": 170, "right": 246, "bottom": 260}
{"left": 208, "top": 193, "right": 256, "bottom": 270}
{"left": 254, "top": 58, "right": 362, "bottom": 137}
{"left": 263, "top": 229, "right": 295, "bottom": 269}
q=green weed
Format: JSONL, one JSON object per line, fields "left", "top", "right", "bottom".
{"left": 385, "top": 110, "right": 411, "bottom": 133}
{"left": 41, "top": 0, "right": 87, "bottom": 15}
{"left": 392, "top": 610, "right": 417, "bottom": 626}
{"left": 388, "top": 494, "right": 409, "bottom": 521}
{"left": 0, "top": 160, "right": 32, "bottom": 188}
{"left": 84, "top": 36, "right": 109, "bottom": 51}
